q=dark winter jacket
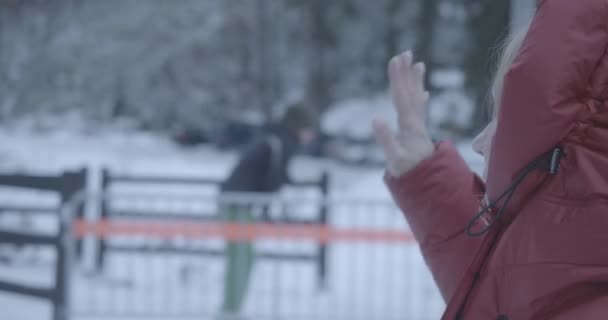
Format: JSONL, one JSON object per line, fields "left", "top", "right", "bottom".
{"left": 386, "top": 0, "right": 608, "bottom": 319}
{"left": 221, "top": 124, "right": 299, "bottom": 193}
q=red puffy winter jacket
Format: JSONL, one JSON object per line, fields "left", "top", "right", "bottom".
{"left": 386, "top": 0, "right": 608, "bottom": 319}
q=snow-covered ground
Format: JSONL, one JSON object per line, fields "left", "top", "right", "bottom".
{"left": 0, "top": 127, "right": 484, "bottom": 320}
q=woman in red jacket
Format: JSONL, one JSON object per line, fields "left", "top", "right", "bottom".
{"left": 374, "top": 0, "right": 608, "bottom": 319}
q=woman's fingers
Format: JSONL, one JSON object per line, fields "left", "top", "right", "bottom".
{"left": 401, "top": 50, "right": 413, "bottom": 66}
{"left": 373, "top": 118, "right": 402, "bottom": 162}
{"left": 389, "top": 51, "right": 426, "bottom": 93}
{"left": 388, "top": 51, "right": 429, "bottom": 135}
{"left": 388, "top": 54, "right": 401, "bottom": 82}
{"left": 388, "top": 51, "right": 412, "bottom": 88}
{"left": 377, "top": 51, "right": 434, "bottom": 178}
{"left": 389, "top": 53, "right": 411, "bottom": 129}
{"left": 413, "top": 62, "right": 426, "bottom": 91}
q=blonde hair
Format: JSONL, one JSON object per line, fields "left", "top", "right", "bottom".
{"left": 490, "top": 24, "right": 531, "bottom": 117}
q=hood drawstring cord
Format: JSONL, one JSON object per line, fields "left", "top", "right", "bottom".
{"left": 466, "top": 146, "right": 564, "bottom": 237}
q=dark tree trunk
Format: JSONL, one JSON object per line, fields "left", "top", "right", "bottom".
{"left": 306, "top": 0, "right": 333, "bottom": 123}
{"left": 415, "top": 0, "right": 440, "bottom": 92}
{"left": 465, "top": 0, "right": 511, "bottom": 134}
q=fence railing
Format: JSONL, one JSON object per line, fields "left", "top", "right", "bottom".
{"left": 0, "top": 169, "right": 86, "bottom": 320}
{"left": 67, "top": 193, "right": 443, "bottom": 320}
{"left": 94, "top": 168, "right": 330, "bottom": 289}
{"left": 0, "top": 169, "right": 445, "bottom": 320}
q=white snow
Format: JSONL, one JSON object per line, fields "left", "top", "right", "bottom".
{"left": 321, "top": 94, "right": 397, "bottom": 140}
{"left": 0, "top": 125, "right": 485, "bottom": 320}
{"left": 428, "top": 90, "right": 475, "bottom": 137}
{"left": 430, "top": 69, "right": 465, "bottom": 89}
{"left": 320, "top": 89, "right": 475, "bottom": 164}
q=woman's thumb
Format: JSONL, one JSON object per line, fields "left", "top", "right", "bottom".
{"left": 373, "top": 119, "right": 399, "bottom": 159}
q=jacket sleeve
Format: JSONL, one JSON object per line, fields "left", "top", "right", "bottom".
{"left": 385, "top": 141, "right": 485, "bottom": 302}
{"left": 224, "top": 138, "right": 271, "bottom": 191}
{"left": 486, "top": 0, "right": 608, "bottom": 201}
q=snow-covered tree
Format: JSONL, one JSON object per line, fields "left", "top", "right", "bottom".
{"left": 0, "top": 0, "right": 530, "bottom": 135}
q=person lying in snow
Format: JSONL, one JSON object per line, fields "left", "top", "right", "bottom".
{"left": 374, "top": 0, "right": 608, "bottom": 319}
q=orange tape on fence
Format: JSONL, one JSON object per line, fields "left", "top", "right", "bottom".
{"left": 73, "top": 219, "right": 416, "bottom": 244}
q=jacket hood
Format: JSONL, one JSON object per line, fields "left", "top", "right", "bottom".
{"left": 485, "top": 0, "right": 608, "bottom": 203}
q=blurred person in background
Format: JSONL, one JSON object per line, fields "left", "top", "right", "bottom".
{"left": 374, "top": 0, "right": 608, "bottom": 319}
{"left": 218, "top": 103, "right": 315, "bottom": 318}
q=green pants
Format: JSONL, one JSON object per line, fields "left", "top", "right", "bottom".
{"left": 221, "top": 206, "right": 255, "bottom": 313}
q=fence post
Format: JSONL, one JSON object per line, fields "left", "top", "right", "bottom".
{"left": 317, "top": 171, "right": 329, "bottom": 290}
{"left": 73, "top": 169, "right": 86, "bottom": 262}
{"left": 95, "top": 168, "right": 110, "bottom": 271}
{"left": 55, "top": 168, "right": 86, "bottom": 320}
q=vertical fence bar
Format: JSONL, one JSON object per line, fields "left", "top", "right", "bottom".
{"left": 96, "top": 168, "right": 110, "bottom": 271}
{"left": 53, "top": 226, "right": 67, "bottom": 320}
{"left": 73, "top": 169, "right": 87, "bottom": 262}
{"left": 317, "top": 172, "right": 329, "bottom": 291}
{"left": 54, "top": 168, "right": 86, "bottom": 320}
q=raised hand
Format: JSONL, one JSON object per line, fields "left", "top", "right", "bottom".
{"left": 373, "top": 51, "right": 434, "bottom": 178}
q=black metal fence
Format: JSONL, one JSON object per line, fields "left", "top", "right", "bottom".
{"left": 91, "top": 169, "right": 330, "bottom": 289}
{"left": 70, "top": 193, "right": 444, "bottom": 319}
{"left": 0, "top": 169, "right": 86, "bottom": 320}
{"left": 0, "top": 169, "right": 445, "bottom": 320}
